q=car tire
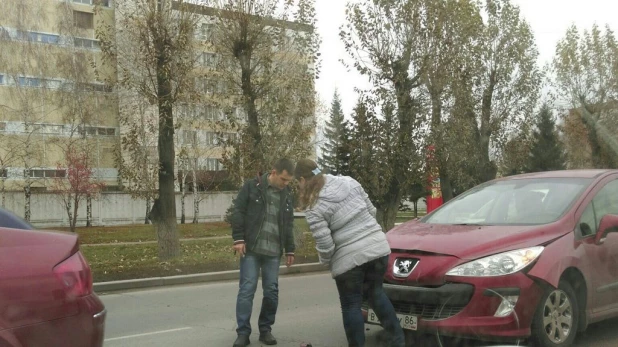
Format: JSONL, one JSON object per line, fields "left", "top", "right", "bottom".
{"left": 530, "top": 281, "right": 579, "bottom": 347}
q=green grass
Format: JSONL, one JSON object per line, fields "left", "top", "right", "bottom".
{"left": 48, "top": 219, "right": 311, "bottom": 245}
{"left": 46, "top": 222, "right": 231, "bottom": 245}
{"left": 82, "top": 232, "right": 318, "bottom": 282}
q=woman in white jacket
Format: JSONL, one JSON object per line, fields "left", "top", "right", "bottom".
{"left": 294, "top": 159, "right": 404, "bottom": 347}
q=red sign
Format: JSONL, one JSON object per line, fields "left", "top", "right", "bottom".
{"left": 426, "top": 145, "right": 443, "bottom": 213}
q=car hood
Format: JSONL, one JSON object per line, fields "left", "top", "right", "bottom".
{"left": 386, "top": 220, "right": 568, "bottom": 260}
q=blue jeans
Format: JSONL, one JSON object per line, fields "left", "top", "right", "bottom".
{"left": 335, "top": 255, "right": 405, "bottom": 347}
{"left": 236, "top": 251, "right": 281, "bottom": 336}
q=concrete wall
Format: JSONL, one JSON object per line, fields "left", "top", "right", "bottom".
{"left": 0, "top": 191, "right": 235, "bottom": 228}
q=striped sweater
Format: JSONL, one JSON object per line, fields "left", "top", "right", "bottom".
{"left": 305, "top": 175, "right": 391, "bottom": 278}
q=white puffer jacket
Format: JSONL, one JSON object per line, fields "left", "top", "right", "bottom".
{"left": 305, "top": 175, "right": 390, "bottom": 278}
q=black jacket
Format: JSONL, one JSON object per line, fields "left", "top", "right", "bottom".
{"left": 231, "top": 173, "right": 295, "bottom": 255}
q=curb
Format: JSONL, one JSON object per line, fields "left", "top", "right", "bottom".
{"left": 94, "top": 262, "right": 327, "bottom": 293}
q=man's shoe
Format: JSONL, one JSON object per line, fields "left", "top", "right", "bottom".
{"left": 233, "top": 335, "right": 250, "bottom": 347}
{"left": 259, "top": 331, "right": 278, "bottom": 345}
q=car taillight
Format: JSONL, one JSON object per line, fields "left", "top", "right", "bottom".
{"left": 53, "top": 251, "right": 93, "bottom": 298}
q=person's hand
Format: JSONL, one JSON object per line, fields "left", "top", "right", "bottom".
{"left": 286, "top": 255, "right": 295, "bottom": 267}
{"left": 233, "top": 243, "right": 246, "bottom": 257}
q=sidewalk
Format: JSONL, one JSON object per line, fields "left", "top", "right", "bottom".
{"left": 94, "top": 262, "right": 327, "bottom": 293}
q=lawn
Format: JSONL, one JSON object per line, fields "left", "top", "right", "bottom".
{"left": 60, "top": 214, "right": 427, "bottom": 282}
{"left": 47, "top": 222, "right": 234, "bottom": 245}
{"left": 82, "top": 232, "right": 318, "bottom": 282}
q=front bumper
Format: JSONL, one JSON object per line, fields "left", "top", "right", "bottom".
{"left": 365, "top": 272, "right": 543, "bottom": 341}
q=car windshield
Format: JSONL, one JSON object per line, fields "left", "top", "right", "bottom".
{"left": 422, "top": 178, "right": 593, "bottom": 225}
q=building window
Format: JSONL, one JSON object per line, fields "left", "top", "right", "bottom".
{"left": 74, "top": 37, "right": 100, "bottom": 49}
{"left": 206, "top": 158, "right": 222, "bottom": 171}
{"left": 198, "top": 52, "right": 218, "bottom": 68}
{"left": 180, "top": 130, "right": 197, "bottom": 145}
{"left": 79, "top": 126, "right": 116, "bottom": 136}
{"left": 26, "top": 169, "right": 67, "bottom": 179}
{"left": 74, "top": 0, "right": 112, "bottom": 7}
{"left": 197, "top": 23, "right": 213, "bottom": 42}
{"left": 74, "top": 11, "right": 94, "bottom": 30}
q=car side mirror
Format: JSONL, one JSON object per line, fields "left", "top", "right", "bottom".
{"left": 595, "top": 214, "right": 618, "bottom": 245}
{"left": 580, "top": 223, "right": 592, "bottom": 236}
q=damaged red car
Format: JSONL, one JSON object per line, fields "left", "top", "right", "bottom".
{"left": 365, "top": 170, "right": 618, "bottom": 347}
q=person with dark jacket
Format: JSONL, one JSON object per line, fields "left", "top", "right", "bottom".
{"left": 231, "top": 159, "right": 296, "bottom": 347}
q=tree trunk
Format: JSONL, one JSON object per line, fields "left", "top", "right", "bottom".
{"left": 180, "top": 175, "right": 186, "bottom": 224}
{"left": 24, "top": 184, "right": 31, "bottom": 222}
{"left": 152, "top": 34, "right": 180, "bottom": 260}
{"left": 376, "top": 197, "right": 400, "bottom": 232}
{"left": 413, "top": 201, "right": 418, "bottom": 218}
{"left": 192, "top": 170, "right": 199, "bottom": 224}
{"left": 238, "top": 40, "right": 263, "bottom": 172}
{"left": 478, "top": 72, "right": 497, "bottom": 183}
{"left": 86, "top": 194, "right": 92, "bottom": 227}
{"left": 72, "top": 196, "right": 79, "bottom": 233}
{"left": 1, "top": 180, "right": 5, "bottom": 208}
{"left": 145, "top": 197, "right": 151, "bottom": 225}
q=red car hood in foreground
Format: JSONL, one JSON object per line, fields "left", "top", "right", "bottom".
{"left": 386, "top": 220, "right": 568, "bottom": 260}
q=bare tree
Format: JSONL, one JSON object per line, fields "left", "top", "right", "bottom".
{"left": 0, "top": 0, "right": 58, "bottom": 220}
{"left": 208, "top": 0, "right": 320, "bottom": 183}
{"left": 97, "top": 0, "right": 201, "bottom": 259}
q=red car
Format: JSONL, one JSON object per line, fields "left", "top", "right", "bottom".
{"left": 365, "top": 170, "right": 618, "bottom": 347}
{"left": 0, "top": 208, "right": 106, "bottom": 347}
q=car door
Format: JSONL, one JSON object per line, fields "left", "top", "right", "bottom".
{"left": 576, "top": 178, "right": 618, "bottom": 312}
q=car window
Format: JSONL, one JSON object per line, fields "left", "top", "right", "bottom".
{"left": 592, "top": 180, "right": 618, "bottom": 231}
{"left": 577, "top": 203, "right": 596, "bottom": 237}
{"left": 422, "top": 178, "right": 592, "bottom": 226}
{"left": 0, "top": 208, "right": 34, "bottom": 230}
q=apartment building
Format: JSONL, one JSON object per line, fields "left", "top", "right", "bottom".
{"left": 0, "top": 0, "right": 119, "bottom": 191}
{"left": 1, "top": 0, "right": 316, "bottom": 194}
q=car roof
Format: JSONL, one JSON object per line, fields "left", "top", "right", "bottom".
{"left": 498, "top": 169, "right": 617, "bottom": 180}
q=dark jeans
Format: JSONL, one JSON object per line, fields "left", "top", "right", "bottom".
{"left": 235, "top": 251, "right": 281, "bottom": 336}
{"left": 335, "top": 256, "right": 405, "bottom": 347}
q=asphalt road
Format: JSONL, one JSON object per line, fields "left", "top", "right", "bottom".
{"left": 100, "top": 272, "right": 618, "bottom": 347}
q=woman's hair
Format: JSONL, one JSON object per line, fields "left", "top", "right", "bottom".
{"left": 294, "top": 158, "right": 326, "bottom": 210}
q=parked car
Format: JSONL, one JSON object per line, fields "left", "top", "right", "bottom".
{"left": 364, "top": 170, "right": 618, "bottom": 347}
{"left": 0, "top": 208, "right": 106, "bottom": 347}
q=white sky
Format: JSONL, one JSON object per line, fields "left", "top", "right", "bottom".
{"left": 314, "top": 0, "right": 618, "bottom": 116}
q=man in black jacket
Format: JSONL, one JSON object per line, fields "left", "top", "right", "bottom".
{"left": 231, "top": 158, "right": 296, "bottom": 347}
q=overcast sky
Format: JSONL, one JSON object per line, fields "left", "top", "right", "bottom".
{"left": 314, "top": 0, "right": 618, "bottom": 117}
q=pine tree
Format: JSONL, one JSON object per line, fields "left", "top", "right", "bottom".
{"left": 526, "top": 105, "right": 567, "bottom": 172}
{"left": 320, "top": 90, "right": 351, "bottom": 175}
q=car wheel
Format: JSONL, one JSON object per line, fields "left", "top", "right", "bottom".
{"left": 531, "top": 281, "right": 578, "bottom": 347}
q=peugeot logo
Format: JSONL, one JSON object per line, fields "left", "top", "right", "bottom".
{"left": 393, "top": 258, "right": 419, "bottom": 278}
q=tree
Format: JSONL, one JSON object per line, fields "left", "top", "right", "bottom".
{"left": 49, "top": 146, "right": 104, "bottom": 233}
{"left": 498, "top": 129, "right": 531, "bottom": 176}
{"left": 406, "top": 182, "right": 428, "bottom": 218}
{"left": 115, "top": 94, "right": 159, "bottom": 224}
{"left": 560, "top": 109, "right": 594, "bottom": 169}
{"left": 97, "top": 0, "right": 200, "bottom": 259}
{"left": 0, "top": 0, "right": 56, "bottom": 221}
{"left": 210, "top": 0, "right": 321, "bottom": 183}
{"left": 553, "top": 24, "right": 618, "bottom": 168}
{"left": 320, "top": 90, "right": 351, "bottom": 175}
{"left": 526, "top": 105, "right": 566, "bottom": 172}
{"left": 341, "top": 0, "right": 426, "bottom": 231}
{"left": 421, "top": 0, "right": 483, "bottom": 202}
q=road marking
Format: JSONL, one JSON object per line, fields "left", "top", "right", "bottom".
{"left": 105, "top": 327, "right": 192, "bottom": 342}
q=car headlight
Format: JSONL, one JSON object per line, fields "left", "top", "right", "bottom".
{"left": 446, "top": 246, "right": 544, "bottom": 277}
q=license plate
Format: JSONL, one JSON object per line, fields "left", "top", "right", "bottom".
{"left": 367, "top": 308, "right": 417, "bottom": 331}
